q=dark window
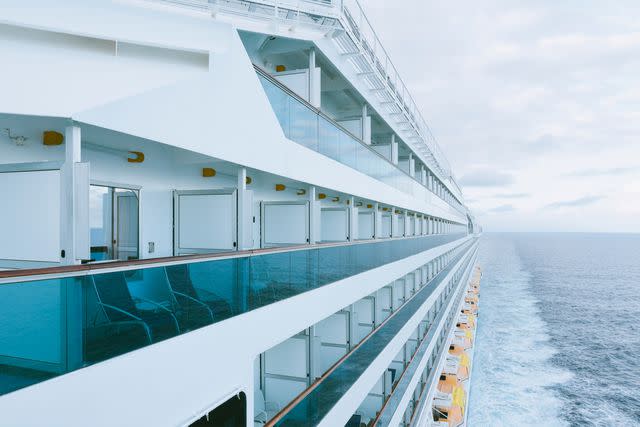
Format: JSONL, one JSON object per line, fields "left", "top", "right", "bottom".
{"left": 190, "top": 392, "right": 246, "bottom": 427}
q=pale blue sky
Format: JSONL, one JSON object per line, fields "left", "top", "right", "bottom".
{"left": 364, "top": 1, "right": 640, "bottom": 232}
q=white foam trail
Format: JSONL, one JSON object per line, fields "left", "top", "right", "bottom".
{"left": 467, "top": 235, "right": 571, "bottom": 427}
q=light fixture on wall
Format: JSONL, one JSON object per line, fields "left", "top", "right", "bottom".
{"left": 246, "top": 176, "right": 252, "bottom": 185}
{"left": 128, "top": 151, "right": 145, "bottom": 163}
{"left": 332, "top": 196, "right": 340, "bottom": 202}
{"left": 296, "top": 189, "right": 306, "bottom": 196}
{"left": 42, "top": 131, "right": 64, "bottom": 146}
{"left": 202, "top": 167, "right": 216, "bottom": 177}
{"left": 318, "top": 193, "right": 327, "bottom": 200}
{"left": 367, "top": 204, "right": 373, "bottom": 209}
{"left": 275, "top": 184, "right": 286, "bottom": 191}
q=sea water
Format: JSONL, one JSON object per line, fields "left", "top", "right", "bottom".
{"left": 468, "top": 233, "right": 640, "bottom": 427}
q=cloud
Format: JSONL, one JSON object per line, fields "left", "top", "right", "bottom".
{"left": 459, "top": 170, "right": 515, "bottom": 187}
{"left": 493, "top": 192, "right": 530, "bottom": 199}
{"left": 544, "top": 195, "right": 605, "bottom": 209}
{"left": 489, "top": 204, "right": 516, "bottom": 213}
{"left": 564, "top": 166, "right": 640, "bottom": 177}
{"left": 524, "top": 134, "right": 556, "bottom": 153}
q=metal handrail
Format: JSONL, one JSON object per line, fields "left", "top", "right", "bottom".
{"left": 0, "top": 232, "right": 469, "bottom": 283}
{"left": 339, "top": 0, "right": 453, "bottom": 177}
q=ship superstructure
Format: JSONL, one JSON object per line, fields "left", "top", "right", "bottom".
{"left": 0, "top": 1, "right": 480, "bottom": 426}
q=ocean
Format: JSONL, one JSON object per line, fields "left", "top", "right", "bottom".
{"left": 468, "top": 233, "right": 640, "bottom": 427}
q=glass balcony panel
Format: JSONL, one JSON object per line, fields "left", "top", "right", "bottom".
{"left": 0, "top": 234, "right": 467, "bottom": 396}
{"left": 338, "top": 133, "right": 358, "bottom": 169}
{"left": 258, "top": 70, "right": 462, "bottom": 213}
{"left": 318, "top": 117, "right": 340, "bottom": 161}
{"left": 288, "top": 97, "right": 318, "bottom": 151}
{"left": 259, "top": 75, "right": 290, "bottom": 136}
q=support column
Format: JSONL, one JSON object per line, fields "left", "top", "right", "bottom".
{"left": 391, "top": 134, "right": 398, "bottom": 165}
{"left": 237, "top": 167, "right": 247, "bottom": 250}
{"left": 348, "top": 196, "right": 356, "bottom": 241}
{"left": 420, "top": 166, "right": 427, "bottom": 185}
{"left": 373, "top": 202, "right": 380, "bottom": 239}
{"left": 309, "top": 48, "right": 320, "bottom": 108}
{"left": 61, "top": 126, "right": 81, "bottom": 265}
{"left": 391, "top": 208, "right": 398, "bottom": 237}
{"left": 309, "top": 185, "right": 318, "bottom": 244}
{"left": 362, "top": 104, "right": 371, "bottom": 145}
{"left": 408, "top": 154, "right": 415, "bottom": 178}
{"left": 404, "top": 210, "right": 409, "bottom": 237}
{"left": 61, "top": 125, "right": 86, "bottom": 371}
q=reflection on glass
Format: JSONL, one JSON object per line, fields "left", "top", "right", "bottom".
{"left": 257, "top": 71, "right": 462, "bottom": 212}
{"left": 0, "top": 234, "right": 465, "bottom": 396}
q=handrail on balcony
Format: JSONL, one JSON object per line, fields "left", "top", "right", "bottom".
{"left": 0, "top": 232, "right": 468, "bottom": 283}
{"left": 255, "top": 65, "right": 467, "bottom": 215}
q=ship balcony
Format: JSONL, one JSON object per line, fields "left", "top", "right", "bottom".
{"left": 260, "top": 239, "right": 477, "bottom": 426}
{"left": 0, "top": 229, "right": 476, "bottom": 426}
{"left": 256, "top": 68, "right": 467, "bottom": 218}
{"left": 0, "top": 234, "right": 471, "bottom": 396}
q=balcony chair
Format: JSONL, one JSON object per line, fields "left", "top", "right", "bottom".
{"left": 91, "top": 272, "right": 180, "bottom": 343}
{"left": 164, "top": 263, "right": 233, "bottom": 321}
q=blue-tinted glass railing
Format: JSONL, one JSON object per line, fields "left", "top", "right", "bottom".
{"left": 273, "top": 241, "right": 476, "bottom": 426}
{"left": 256, "top": 70, "right": 466, "bottom": 216}
{"left": 0, "top": 234, "right": 465, "bottom": 396}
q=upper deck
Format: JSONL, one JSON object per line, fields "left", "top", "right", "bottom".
{"left": 145, "top": 0, "right": 462, "bottom": 202}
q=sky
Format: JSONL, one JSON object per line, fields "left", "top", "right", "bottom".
{"left": 362, "top": 1, "right": 640, "bottom": 232}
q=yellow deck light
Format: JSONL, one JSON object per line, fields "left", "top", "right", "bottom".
{"left": 202, "top": 167, "right": 216, "bottom": 177}
{"left": 128, "top": 151, "right": 145, "bottom": 163}
{"left": 42, "top": 131, "right": 63, "bottom": 146}
{"left": 275, "top": 184, "right": 286, "bottom": 191}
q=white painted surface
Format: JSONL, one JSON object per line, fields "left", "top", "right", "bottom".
{"left": 273, "top": 69, "right": 310, "bottom": 101}
{"left": 0, "top": 170, "right": 60, "bottom": 262}
{"left": 321, "top": 208, "right": 349, "bottom": 242}
{"left": 177, "top": 193, "right": 236, "bottom": 251}
{"left": 358, "top": 211, "right": 375, "bottom": 240}
{"left": 262, "top": 202, "right": 308, "bottom": 246}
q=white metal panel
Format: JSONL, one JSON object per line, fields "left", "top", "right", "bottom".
{"left": 242, "top": 189, "right": 254, "bottom": 249}
{"left": 396, "top": 216, "right": 405, "bottom": 237}
{"left": 336, "top": 118, "right": 362, "bottom": 139}
{"left": 321, "top": 208, "right": 349, "bottom": 242}
{"left": 265, "top": 337, "right": 307, "bottom": 378}
{"left": 381, "top": 214, "right": 392, "bottom": 238}
{"left": 0, "top": 169, "right": 60, "bottom": 262}
{"left": 74, "top": 163, "right": 90, "bottom": 260}
{"left": 358, "top": 211, "right": 375, "bottom": 240}
{"left": 274, "top": 69, "right": 309, "bottom": 101}
{"left": 176, "top": 190, "right": 236, "bottom": 253}
{"left": 262, "top": 202, "right": 309, "bottom": 247}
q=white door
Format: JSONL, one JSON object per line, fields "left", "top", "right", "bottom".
{"left": 174, "top": 190, "right": 237, "bottom": 255}
{"left": 114, "top": 190, "right": 139, "bottom": 260}
{"left": 357, "top": 211, "right": 375, "bottom": 240}
{"left": 261, "top": 201, "right": 309, "bottom": 247}
{"left": 321, "top": 208, "right": 349, "bottom": 242}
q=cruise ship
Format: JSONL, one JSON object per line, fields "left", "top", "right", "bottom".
{"left": 0, "top": 1, "right": 481, "bottom": 426}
